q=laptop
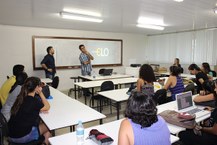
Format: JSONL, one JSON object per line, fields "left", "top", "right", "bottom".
{"left": 176, "top": 91, "right": 210, "bottom": 118}
{"left": 102, "top": 69, "right": 113, "bottom": 76}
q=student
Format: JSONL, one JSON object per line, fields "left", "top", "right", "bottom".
{"left": 41, "top": 46, "right": 56, "bottom": 80}
{"left": 193, "top": 80, "right": 216, "bottom": 107}
{"left": 136, "top": 64, "right": 156, "bottom": 96}
{"left": 8, "top": 77, "right": 51, "bottom": 144}
{"left": 164, "top": 66, "right": 184, "bottom": 100}
{"left": 118, "top": 91, "right": 171, "bottom": 145}
{"left": 188, "top": 64, "right": 208, "bottom": 94}
{"left": 1, "top": 72, "right": 28, "bottom": 121}
{"left": 0, "top": 64, "right": 24, "bottom": 106}
{"left": 179, "top": 80, "right": 217, "bottom": 145}
{"left": 201, "top": 62, "right": 213, "bottom": 80}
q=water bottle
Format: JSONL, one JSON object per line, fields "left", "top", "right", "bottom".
{"left": 76, "top": 121, "right": 84, "bottom": 145}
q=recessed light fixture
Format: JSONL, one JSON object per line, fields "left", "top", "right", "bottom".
{"left": 60, "top": 11, "right": 103, "bottom": 23}
{"left": 137, "top": 24, "right": 165, "bottom": 30}
{"left": 63, "top": 8, "right": 102, "bottom": 17}
{"left": 137, "top": 17, "right": 166, "bottom": 30}
{"left": 174, "top": 0, "right": 184, "bottom": 2}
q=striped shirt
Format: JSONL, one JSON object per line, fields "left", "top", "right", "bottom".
{"left": 79, "top": 53, "right": 92, "bottom": 76}
{"left": 169, "top": 76, "right": 184, "bottom": 100}
{"left": 129, "top": 116, "right": 171, "bottom": 145}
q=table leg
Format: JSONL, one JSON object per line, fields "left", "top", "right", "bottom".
{"left": 116, "top": 102, "right": 120, "bottom": 120}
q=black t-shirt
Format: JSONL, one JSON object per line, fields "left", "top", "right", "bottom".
{"left": 195, "top": 72, "right": 208, "bottom": 93}
{"left": 8, "top": 96, "right": 44, "bottom": 138}
{"left": 41, "top": 54, "right": 56, "bottom": 73}
{"left": 209, "top": 108, "right": 217, "bottom": 127}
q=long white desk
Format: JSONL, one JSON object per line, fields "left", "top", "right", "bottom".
{"left": 98, "top": 83, "right": 162, "bottom": 119}
{"left": 49, "top": 119, "right": 179, "bottom": 145}
{"left": 98, "top": 88, "right": 210, "bottom": 134}
{"left": 75, "top": 77, "right": 138, "bottom": 104}
{"left": 78, "top": 74, "right": 133, "bottom": 81}
{"left": 40, "top": 87, "right": 106, "bottom": 134}
{"left": 41, "top": 78, "right": 52, "bottom": 84}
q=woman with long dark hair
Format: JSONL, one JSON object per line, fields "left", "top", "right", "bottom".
{"left": 137, "top": 64, "right": 156, "bottom": 96}
{"left": 118, "top": 91, "right": 170, "bottom": 145}
{"left": 8, "top": 77, "right": 51, "bottom": 145}
{"left": 188, "top": 64, "right": 208, "bottom": 93}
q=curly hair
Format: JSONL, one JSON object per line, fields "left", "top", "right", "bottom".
{"left": 139, "top": 64, "right": 156, "bottom": 83}
{"left": 125, "top": 91, "right": 158, "bottom": 128}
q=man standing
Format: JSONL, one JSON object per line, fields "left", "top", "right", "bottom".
{"left": 79, "top": 44, "right": 94, "bottom": 96}
{"left": 41, "top": 46, "right": 56, "bottom": 79}
{"left": 79, "top": 44, "right": 94, "bottom": 76}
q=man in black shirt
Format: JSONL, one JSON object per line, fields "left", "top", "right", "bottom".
{"left": 41, "top": 46, "right": 56, "bottom": 79}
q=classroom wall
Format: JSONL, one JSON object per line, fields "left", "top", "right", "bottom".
{"left": 0, "top": 25, "right": 147, "bottom": 91}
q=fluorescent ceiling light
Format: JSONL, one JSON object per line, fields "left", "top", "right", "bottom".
{"left": 137, "top": 24, "right": 165, "bottom": 30}
{"left": 213, "top": 7, "right": 217, "bottom": 14}
{"left": 63, "top": 8, "right": 101, "bottom": 17}
{"left": 60, "top": 11, "right": 103, "bottom": 23}
{"left": 137, "top": 17, "right": 166, "bottom": 26}
{"left": 174, "top": 0, "right": 184, "bottom": 2}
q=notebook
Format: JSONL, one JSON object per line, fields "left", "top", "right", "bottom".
{"left": 176, "top": 91, "right": 210, "bottom": 118}
{"left": 102, "top": 69, "right": 113, "bottom": 76}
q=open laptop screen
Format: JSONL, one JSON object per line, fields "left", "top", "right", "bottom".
{"left": 176, "top": 91, "right": 193, "bottom": 110}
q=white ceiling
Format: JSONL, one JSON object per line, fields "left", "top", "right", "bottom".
{"left": 0, "top": 0, "right": 217, "bottom": 35}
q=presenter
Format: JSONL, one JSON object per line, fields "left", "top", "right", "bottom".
{"left": 79, "top": 44, "right": 94, "bottom": 96}
{"left": 41, "top": 46, "right": 56, "bottom": 80}
{"left": 79, "top": 44, "right": 94, "bottom": 76}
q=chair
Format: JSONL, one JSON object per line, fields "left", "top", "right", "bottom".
{"left": 153, "top": 89, "right": 167, "bottom": 105}
{"left": 211, "top": 70, "right": 217, "bottom": 77}
{"left": 184, "top": 83, "right": 195, "bottom": 95}
{"left": 90, "top": 81, "right": 114, "bottom": 113}
{"left": 99, "top": 69, "right": 105, "bottom": 75}
{"left": 51, "top": 76, "right": 59, "bottom": 89}
{"left": 180, "top": 67, "right": 184, "bottom": 73}
{"left": 68, "top": 77, "right": 82, "bottom": 99}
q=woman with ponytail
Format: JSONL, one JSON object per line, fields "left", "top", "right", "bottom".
{"left": 8, "top": 77, "right": 51, "bottom": 145}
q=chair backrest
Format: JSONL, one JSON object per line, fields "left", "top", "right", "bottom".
{"left": 0, "top": 112, "right": 8, "bottom": 145}
{"left": 100, "top": 81, "right": 114, "bottom": 91}
{"left": 52, "top": 76, "right": 59, "bottom": 89}
{"left": 180, "top": 67, "right": 184, "bottom": 73}
{"left": 99, "top": 69, "right": 105, "bottom": 75}
{"left": 211, "top": 70, "right": 217, "bottom": 77}
{"left": 153, "top": 89, "right": 167, "bottom": 105}
{"left": 184, "top": 83, "right": 195, "bottom": 94}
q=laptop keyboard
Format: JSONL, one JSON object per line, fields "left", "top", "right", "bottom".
{"left": 186, "top": 108, "right": 201, "bottom": 115}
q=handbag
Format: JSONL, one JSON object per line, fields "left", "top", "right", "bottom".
{"left": 159, "top": 110, "right": 196, "bottom": 129}
{"left": 88, "top": 129, "right": 113, "bottom": 145}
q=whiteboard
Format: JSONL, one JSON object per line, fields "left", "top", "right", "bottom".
{"left": 32, "top": 36, "right": 123, "bottom": 70}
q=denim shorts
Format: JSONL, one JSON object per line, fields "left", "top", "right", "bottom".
{"left": 9, "top": 126, "right": 39, "bottom": 143}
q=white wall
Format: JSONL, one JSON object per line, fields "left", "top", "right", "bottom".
{"left": 0, "top": 25, "right": 147, "bottom": 91}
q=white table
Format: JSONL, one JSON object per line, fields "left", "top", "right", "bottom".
{"left": 40, "top": 87, "right": 106, "bottom": 134}
{"left": 78, "top": 74, "right": 133, "bottom": 81}
{"left": 98, "top": 83, "right": 162, "bottom": 119}
{"left": 49, "top": 119, "right": 179, "bottom": 145}
{"left": 75, "top": 77, "right": 138, "bottom": 104}
{"left": 40, "top": 78, "right": 52, "bottom": 84}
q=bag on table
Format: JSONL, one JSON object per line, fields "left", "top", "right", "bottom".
{"left": 88, "top": 129, "right": 113, "bottom": 145}
{"left": 159, "top": 110, "right": 196, "bottom": 129}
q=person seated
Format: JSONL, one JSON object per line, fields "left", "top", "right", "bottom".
{"left": 201, "top": 62, "right": 214, "bottom": 80}
{"left": 193, "top": 80, "right": 216, "bottom": 107}
{"left": 179, "top": 80, "right": 217, "bottom": 145}
{"left": 8, "top": 77, "right": 51, "bottom": 145}
{"left": 1, "top": 72, "right": 28, "bottom": 121}
{"left": 188, "top": 64, "right": 209, "bottom": 94}
{"left": 164, "top": 66, "right": 184, "bottom": 100}
{"left": 0, "top": 64, "right": 24, "bottom": 106}
{"left": 118, "top": 91, "right": 171, "bottom": 145}
{"left": 136, "top": 64, "right": 156, "bottom": 96}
